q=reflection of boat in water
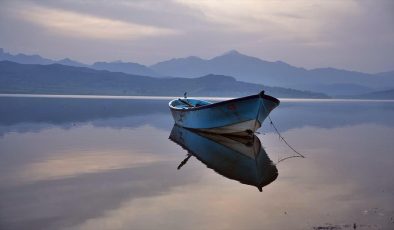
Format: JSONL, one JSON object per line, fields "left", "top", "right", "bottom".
{"left": 168, "top": 91, "right": 280, "bottom": 137}
{"left": 169, "top": 125, "right": 278, "bottom": 191}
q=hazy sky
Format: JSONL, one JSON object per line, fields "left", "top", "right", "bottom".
{"left": 0, "top": 0, "right": 393, "bottom": 73}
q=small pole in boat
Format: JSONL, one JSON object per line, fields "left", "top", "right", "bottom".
{"left": 177, "top": 153, "right": 192, "bottom": 170}
{"left": 179, "top": 92, "right": 194, "bottom": 107}
{"left": 178, "top": 98, "right": 194, "bottom": 107}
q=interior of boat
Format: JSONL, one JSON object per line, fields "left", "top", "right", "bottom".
{"left": 170, "top": 98, "right": 211, "bottom": 109}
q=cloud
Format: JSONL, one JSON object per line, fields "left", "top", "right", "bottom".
{"left": 0, "top": 0, "right": 392, "bottom": 72}
{"left": 16, "top": 152, "right": 166, "bottom": 183}
{"left": 15, "top": 4, "right": 179, "bottom": 40}
{"left": 173, "top": 0, "right": 359, "bottom": 42}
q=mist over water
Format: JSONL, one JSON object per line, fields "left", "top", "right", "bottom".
{"left": 0, "top": 96, "right": 394, "bottom": 230}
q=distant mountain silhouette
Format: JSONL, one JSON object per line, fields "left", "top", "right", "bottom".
{"left": 92, "top": 61, "right": 160, "bottom": 77}
{"left": 0, "top": 61, "right": 328, "bottom": 98}
{"left": 2, "top": 48, "right": 394, "bottom": 97}
{"left": 350, "top": 88, "right": 394, "bottom": 99}
{"left": 0, "top": 48, "right": 54, "bottom": 65}
{"left": 151, "top": 50, "right": 394, "bottom": 94}
{"left": 312, "top": 83, "right": 374, "bottom": 96}
{"left": 56, "top": 58, "right": 87, "bottom": 67}
{"left": 0, "top": 48, "right": 159, "bottom": 77}
{"left": 0, "top": 48, "right": 86, "bottom": 67}
{"left": 375, "top": 70, "right": 394, "bottom": 78}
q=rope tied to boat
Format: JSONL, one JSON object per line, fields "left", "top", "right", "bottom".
{"left": 260, "top": 95, "right": 305, "bottom": 160}
{"left": 267, "top": 114, "right": 305, "bottom": 158}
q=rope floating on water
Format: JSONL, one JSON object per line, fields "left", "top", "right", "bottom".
{"left": 260, "top": 96, "right": 305, "bottom": 160}
{"left": 266, "top": 114, "right": 305, "bottom": 158}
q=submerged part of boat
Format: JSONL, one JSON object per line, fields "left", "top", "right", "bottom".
{"left": 168, "top": 91, "right": 279, "bottom": 136}
{"left": 169, "top": 125, "right": 278, "bottom": 191}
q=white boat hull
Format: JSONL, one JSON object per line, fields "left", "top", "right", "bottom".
{"left": 197, "top": 119, "right": 260, "bottom": 136}
{"left": 169, "top": 91, "right": 280, "bottom": 136}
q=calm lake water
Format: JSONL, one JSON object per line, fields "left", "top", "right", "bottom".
{"left": 0, "top": 95, "right": 393, "bottom": 230}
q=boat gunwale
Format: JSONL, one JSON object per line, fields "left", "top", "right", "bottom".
{"left": 169, "top": 93, "right": 280, "bottom": 111}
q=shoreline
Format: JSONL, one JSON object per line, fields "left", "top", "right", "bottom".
{"left": 1, "top": 93, "right": 394, "bottom": 102}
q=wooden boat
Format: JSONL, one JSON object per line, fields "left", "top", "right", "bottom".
{"left": 169, "top": 91, "right": 280, "bottom": 136}
{"left": 169, "top": 125, "right": 278, "bottom": 191}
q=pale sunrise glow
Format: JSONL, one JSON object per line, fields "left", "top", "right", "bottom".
{"left": 15, "top": 151, "right": 169, "bottom": 183}
{"left": 0, "top": 0, "right": 393, "bottom": 73}
{"left": 174, "top": 0, "right": 357, "bottom": 43}
{"left": 17, "top": 5, "right": 179, "bottom": 40}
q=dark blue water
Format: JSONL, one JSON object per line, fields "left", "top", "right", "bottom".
{"left": 0, "top": 96, "right": 393, "bottom": 230}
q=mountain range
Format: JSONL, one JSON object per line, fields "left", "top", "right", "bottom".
{"left": 347, "top": 89, "right": 394, "bottom": 99}
{"left": 1, "top": 48, "right": 393, "bottom": 98}
{"left": 0, "top": 48, "right": 158, "bottom": 77}
{"left": 0, "top": 61, "right": 328, "bottom": 98}
{"left": 150, "top": 50, "right": 394, "bottom": 96}
{"left": 92, "top": 61, "right": 160, "bottom": 77}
